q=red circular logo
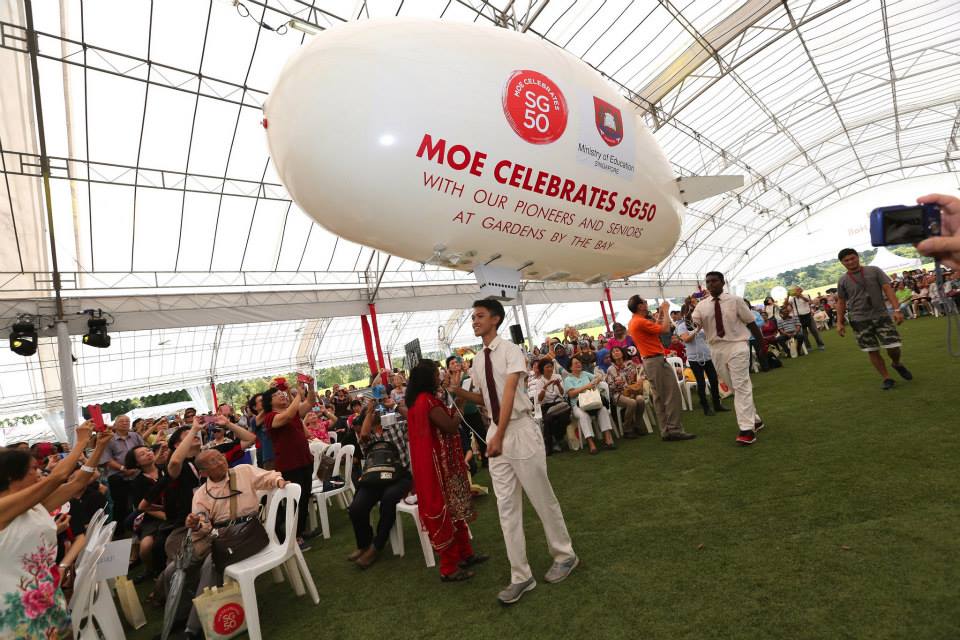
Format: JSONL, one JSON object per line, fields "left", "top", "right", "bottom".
{"left": 213, "top": 603, "right": 245, "bottom": 635}
{"left": 502, "top": 70, "right": 568, "bottom": 144}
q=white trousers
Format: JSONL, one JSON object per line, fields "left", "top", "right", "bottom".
{"left": 709, "top": 340, "right": 760, "bottom": 431}
{"left": 571, "top": 404, "right": 612, "bottom": 440}
{"left": 487, "top": 418, "right": 576, "bottom": 584}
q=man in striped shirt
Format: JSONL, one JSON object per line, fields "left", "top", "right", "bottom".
{"left": 778, "top": 305, "right": 802, "bottom": 357}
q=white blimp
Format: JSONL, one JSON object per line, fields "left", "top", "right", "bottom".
{"left": 265, "top": 18, "right": 740, "bottom": 283}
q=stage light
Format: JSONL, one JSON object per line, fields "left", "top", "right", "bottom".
{"left": 9, "top": 317, "right": 37, "bottom": 357}
{"left": 82, "top": 312, "right": 111, "bottom": 348}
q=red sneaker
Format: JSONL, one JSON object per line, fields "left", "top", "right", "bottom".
{"left": 736, "top": 430, "right": 757, "bottom": 446}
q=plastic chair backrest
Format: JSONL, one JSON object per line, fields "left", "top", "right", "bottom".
{"left": 329, "top": 432, "right": 337, "bottom": 443}
{"left": 336, "top": 444, "right": 355, "bottom": 490}
{"left": 665, "top": 356, "right": 685, "bottom": 381}
{"left": 263, "top": 483, "right": 301, "bottom": 550}
{"left": 69, "top": 545, "right": 105, "bottom": 630}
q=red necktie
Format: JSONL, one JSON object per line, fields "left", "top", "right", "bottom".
{"left": 714, "top": 297, "right": 726, "bottom": 338}
{"left": 484, "top": 348, "right": 501, "bottom": 425}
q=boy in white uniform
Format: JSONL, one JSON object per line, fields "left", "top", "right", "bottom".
{"left": 451, "top": 299, "right": 578, "bottom": 605}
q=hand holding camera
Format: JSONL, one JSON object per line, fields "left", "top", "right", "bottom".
{"left": 915, "top": 193, "right": 960, "bottom": 270}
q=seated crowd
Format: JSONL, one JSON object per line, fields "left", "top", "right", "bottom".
{"left": 0, "top": 264, "right": 955, "bottom": 638}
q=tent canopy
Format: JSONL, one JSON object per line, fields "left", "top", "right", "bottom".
{"left": 1, "top": 0, "right": 958, "bottom": 419}
{"left": 868, "top": 247, "right": 922, "bottom": 273}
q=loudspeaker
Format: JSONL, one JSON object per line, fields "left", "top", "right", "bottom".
{"left": 509, "top": 324, "right": 524, "bottom": 345}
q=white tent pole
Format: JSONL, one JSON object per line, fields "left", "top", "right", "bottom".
{"left": 516, "top": 288, "right": 535, "bottom": 352}
{"left": 55, "top": 320, "right": 78, "bottom": 443}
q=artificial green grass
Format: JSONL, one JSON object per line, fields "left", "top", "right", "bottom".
{"left": 131, "top": 317, "right": 959, "bottom": 639}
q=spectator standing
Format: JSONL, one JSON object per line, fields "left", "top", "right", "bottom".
{"left": 789, "top": 288, "right": 825, "bottom": 351}
{"left": 406, "top": 360, "right": 487, "bottom": 582}
{"left": 262, "top": 379, "right": 317, "bottom": 549}
{"left": 675, "top": 302, "right": 727, "bottom": 416}
{"left": 835, "top": 248, "right": 913, "bottom": 390}
{"left": 692, "top": 272, "right": 768, "bottom": 445}
{"left": 103, "top": 414, "right": 144, "bottom": 536}
{"left": 627, "top": 296, "right": 696, "bottom": 442}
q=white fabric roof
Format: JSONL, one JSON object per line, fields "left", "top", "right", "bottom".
{"left": 1, "top": 0, "right": 959, "bottom": 419}
{"left": 868, "top": 246, "right": 921, "bottom": 272}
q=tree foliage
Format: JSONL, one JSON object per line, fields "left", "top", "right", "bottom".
{"left": 742, "top": 246, "right": 921, "bottom": 302}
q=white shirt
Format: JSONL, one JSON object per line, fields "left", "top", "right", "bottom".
{"left": 691, "top": 292, "right": 756, "bottom": 344}
{"left": 470, "top": 335, "right": 538, "bottom": 460}
{"left": 529, "top": 373, "right": 564, "bottom": 405}
{"left": 790, "top": 294, "right": 812, "bottom": 315}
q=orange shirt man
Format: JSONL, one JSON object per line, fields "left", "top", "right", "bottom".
{"left": 626, "top": 296, "right": 695, "bottom": 442}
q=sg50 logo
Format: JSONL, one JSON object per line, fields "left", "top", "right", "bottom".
{"left": 502, "top": 70, "right": 568, "bottom": 145}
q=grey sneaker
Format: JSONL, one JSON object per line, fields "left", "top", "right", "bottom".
{"left": 544, "top": 555, "right": 580, "bottom": 584}
{"left": 497, "top": 577, "right": 536, "bottom": 605}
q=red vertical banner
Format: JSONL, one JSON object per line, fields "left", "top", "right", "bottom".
{"left": 605, "top": 287, "right": 615, "bottom": 327}
{"left": 600, "top": 300, "right": 610, "bottom": 332}
{"left": 210, "top": 380, "right": 219, "bottom": 409}
{"left": 360, "top": 315, "right": 378, "bottom": 376}
{"left": 368, "top": 303, "right": 388, "bottom": 383}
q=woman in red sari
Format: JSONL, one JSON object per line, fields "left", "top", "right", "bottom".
{"left": 405, "top": 360, "right": 488, "bottom": 582}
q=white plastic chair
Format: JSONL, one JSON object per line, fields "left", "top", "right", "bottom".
{"left": 69, "top": 521, "right": 124, "bottom": 640}
{"left": 307, "top": 443, "right": 338, "bottom": 534}
{"left": 309, "top": 444, "right": 354, "bottom": 539}
{"left": 389, "top": 501, "right": 436, "bottom": 568}
{"left": 666, "top": 357, "right": 693, "bottom": 410}
{"left": 223, "top": 484, "right": 320, "bottom": 640}
{"left": 70, "top": 545, "right": 105, "bottom": 640}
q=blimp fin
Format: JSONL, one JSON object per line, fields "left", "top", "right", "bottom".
{"left": 676, "top": 175, "right": 745, "bottom": 205}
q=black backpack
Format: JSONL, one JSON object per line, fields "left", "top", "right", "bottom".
{"left": 358, "top": 440, "right": 404, "bottom": 487}
{"left": 766, "top": 353, "right": 783, "bottom": 369}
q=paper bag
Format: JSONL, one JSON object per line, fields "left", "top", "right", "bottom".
{"left": 114, "top": 575, "right": 146, "bottom": 629}
{"left": 193, "top": 582, "right": 247, "bottom": 640}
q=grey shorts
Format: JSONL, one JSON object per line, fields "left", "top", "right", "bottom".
{"left": 849, "top": 316, "right": 902, "bottom": 352}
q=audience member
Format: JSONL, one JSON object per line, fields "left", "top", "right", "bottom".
{"left": 627, "top": 296, "right": 696, "bottom": 442}
{"left": 604, "top": 346, "right": 644, "bottom": 436}
{"left": 347, "top": 401, "right": 412, "bottom": 569}
{"left": 563, "top": 358, "right": 616, "bottom": 454}
{"left": 676, "top": 301, "right": 728, "bottom": 416}
{"left": 406, "top": 360, "right": 487, "bottom": 582}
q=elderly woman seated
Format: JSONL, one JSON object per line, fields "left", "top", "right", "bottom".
{"left": 563, "top": 357, "right": 616, "bottom": 455}
{"left": 180, "top": 450, "right": 288, "bottom": 638}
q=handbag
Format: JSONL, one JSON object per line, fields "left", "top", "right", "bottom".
{"left": 578, "top": 388, "right": 603, "bottom": 412}
{"left": 544, "top": 401, "right": 571, "bottom": 424}
{"left": 316, "top": 452, "right": 335, "bottom": 484}
{"left": 211, "top": 470, "right": 270, "bottom": 574}
{"left": 114, "top": 575, "right": 147, "bottom": 629}
{"left": 193, "top": 582, "right": 247, "bottom": 640}
{"left": 358, "top": 440, "right": 404, "bottom": 487}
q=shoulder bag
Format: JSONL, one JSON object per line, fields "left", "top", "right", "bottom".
{"left": 211, "top": 470, "right": 270, "bottom": 573}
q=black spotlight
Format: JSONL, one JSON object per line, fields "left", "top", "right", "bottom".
{"left": 9, "top": 318, "right": 38, "bottom": 356}
{"left": 83, "top": 314, "right": 111, "bottom": 348}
